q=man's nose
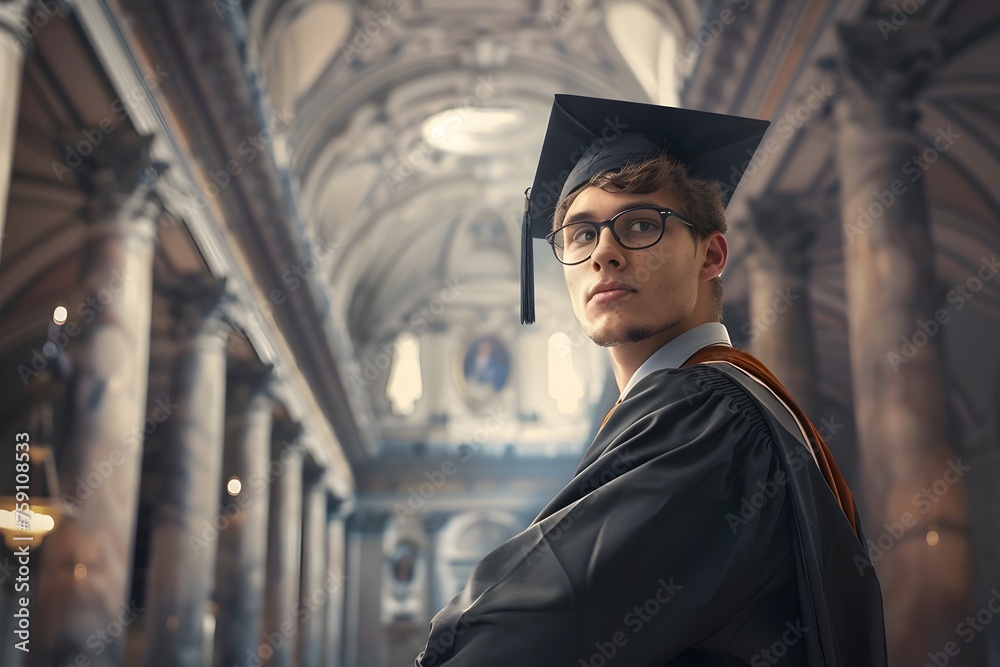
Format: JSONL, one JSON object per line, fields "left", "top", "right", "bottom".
{"left": 590, "top": 226, "right": 625, "bottom": 267}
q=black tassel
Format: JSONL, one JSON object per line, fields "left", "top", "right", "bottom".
{"left": 520, "top": 187, "right": 535, "bottom": 325}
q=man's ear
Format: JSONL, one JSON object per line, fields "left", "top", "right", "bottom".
{"left": 700, "top": 232, "right": 728, "bottom": 280}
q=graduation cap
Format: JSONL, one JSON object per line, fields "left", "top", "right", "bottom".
{"left": 520, "top": 94, "right": 770, "bottom": 324}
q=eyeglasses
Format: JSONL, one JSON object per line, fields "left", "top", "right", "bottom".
{"left": 545, "top": 206, "right": 696, "bottom": 265}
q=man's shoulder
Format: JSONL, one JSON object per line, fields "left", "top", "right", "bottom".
{"left": 626, "top": 360, "right": 812, "bottom": 452}
{"left": 626, "top": 361, "right": 758, "bottom": 411}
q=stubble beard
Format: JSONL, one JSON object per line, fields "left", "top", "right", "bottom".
{"left": 584, "top": 319, "right": 660, "bottom": 348}
{"left": 580, "top": 304, "right": 691, "bottom": 348}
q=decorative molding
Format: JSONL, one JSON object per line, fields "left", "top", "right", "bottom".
{"left": 833, "top": 20, "right": 945, "bottom": 128}
{"left": 69, "top": 0, "right": 358, "bottom": 496}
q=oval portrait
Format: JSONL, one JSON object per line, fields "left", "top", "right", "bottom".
{"left": 458, "top": 335, "right": 511, "bottom": 403}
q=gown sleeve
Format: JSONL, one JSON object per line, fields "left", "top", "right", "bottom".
{"left": 414, "top": 365, "right": 802, "bottom": 667}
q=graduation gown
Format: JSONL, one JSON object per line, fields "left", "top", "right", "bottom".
{"left": 414, "top": 348, "right": 887, "bottom": 666}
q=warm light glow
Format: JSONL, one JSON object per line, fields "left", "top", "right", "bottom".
{"left": 53, "top": 306, "right": 68, "bottom": 325}
{"left": 422, "top": 107, "right": 527, "bottom": 154}
{"left": 74, "top": 563, "right": 88, "bottom": 579}
{"left": 0, "top": 508, "right": 54, "bottom": 533}
{"left": 0, "top": 507, "right": 57, "bottom": 548}
{"left": 227, "top": 477, "right": 242, "bottom": 496}
{"left": 548, "top": 333, "right": 584, "bottom": 414}
{"left": 926, "top": 530, "right": 940, "bottom": 546}
{"left": 387, "top": 332, "right": 423, "bottom": 416}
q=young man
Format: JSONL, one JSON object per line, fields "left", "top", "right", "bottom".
{"left": 414, "top": 95, "right": 887, "bottom": 666}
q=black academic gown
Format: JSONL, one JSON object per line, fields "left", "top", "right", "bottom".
{"left": 414, "top": 363, "right": 887, "bottom": 666}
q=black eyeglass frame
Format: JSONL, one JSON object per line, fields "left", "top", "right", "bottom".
{"left": 544, "top": 206, "right": 697, "bottom": 266}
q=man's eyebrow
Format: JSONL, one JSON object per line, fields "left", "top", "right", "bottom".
{"left": 564, "top": 201, "right": 667, "bottom": 224}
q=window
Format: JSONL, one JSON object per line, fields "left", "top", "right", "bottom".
{"left": 606, "top": 3, "right": 680, "bottom": 105}
{"left": 387, "top": 332, "right": 423, "bottom": 415}
{"left": 548, "top": 332, "right": 584, "bottom": 414}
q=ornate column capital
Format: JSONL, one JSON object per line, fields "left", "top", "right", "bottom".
{"left": 831, "top": 20, "right": 944, "bottom": 129}
{"left": 226, "top": 359, "right": 275, "bottom": 405}
{"left": 82, "top": 133, "right": 168, "bottom": 237}
{"left": 743, "top": 194, "right": 823, "bottom": 279}
{"left": 303, "top": 453, "right": 327, "bottom": 487}
{"left": 0, "top": 0, "right": 39, "bottom": 52}
{"left": 165, "top": 276, "right": 233, "bottom": 342}
{"left": 272, "top": 418, "right": 305, "bottom": 453}
{"left": 328, "top": 494, "right": 354, "bottom": 520}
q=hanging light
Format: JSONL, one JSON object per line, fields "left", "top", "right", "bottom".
{"left": 0, "top": 311, "right": 73, "bottom": 549}
{"left": 0, "top": 444, "right": 66, "bottom": 549}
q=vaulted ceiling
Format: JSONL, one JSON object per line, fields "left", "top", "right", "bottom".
{"left": 2, "top": 0, "right": 998, "bottom": 475}
{"left": 238, "top": 0, "right": 999, "bottom": 470}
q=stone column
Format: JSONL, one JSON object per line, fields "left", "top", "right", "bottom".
{"left": 261, "top": 422, "right": 304, "bottom": 667}
{"left": 322, "top": 499, "right": 348, "bottom": 667}
{"left": 344, "top": 510, "right": 390, "bottom": 667}
{"left": 744, "top": 195, "right": 820, "bottom": 418}
{"left": 832, "top": 24, "right": 975, "bottom": 667}
{"left": 213, "top": 361, "right": 275, "bottom": 667}
{"left": 31, "top": 137, "right": 161, "bottom": 667}
{"left": 0, "top": 0, "right": 33, "bottom": 260}
{"left": 141, "top": 280, "right": 231, "bottom": 667}
{"left": 297, "top": 462, "right": 327, "bottom": 667}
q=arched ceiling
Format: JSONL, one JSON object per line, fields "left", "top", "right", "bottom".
{"left": 238, "top": 0, "right": 1000, "bottom": 458}
{"left": 244, "top": 0, "right": 704, "bottom": 451}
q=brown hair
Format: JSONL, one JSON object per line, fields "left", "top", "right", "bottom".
{"left": 554, "top": 155, "right": 728, "bottom": 320}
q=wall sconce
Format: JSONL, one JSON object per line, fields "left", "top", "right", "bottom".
{"left": 0, "top": 308, "right": 74, "bottom": 549}
{"left": 0, "top": 443, "right": 66, "bottom": 549}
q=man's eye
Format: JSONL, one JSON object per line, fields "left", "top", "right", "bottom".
{"left": 570, "top": 228, "right": 595, "bottom": 244}
{"left": 629, "top": 220, "right": 659, "bottom": 233}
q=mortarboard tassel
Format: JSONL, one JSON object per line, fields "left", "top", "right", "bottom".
{"left": 520, "top": 187, "right": 535, "bottom": 324}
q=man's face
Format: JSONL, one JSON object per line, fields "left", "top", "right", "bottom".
{"left": 560, "top": 185, "right": 707, "bottom": 348}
